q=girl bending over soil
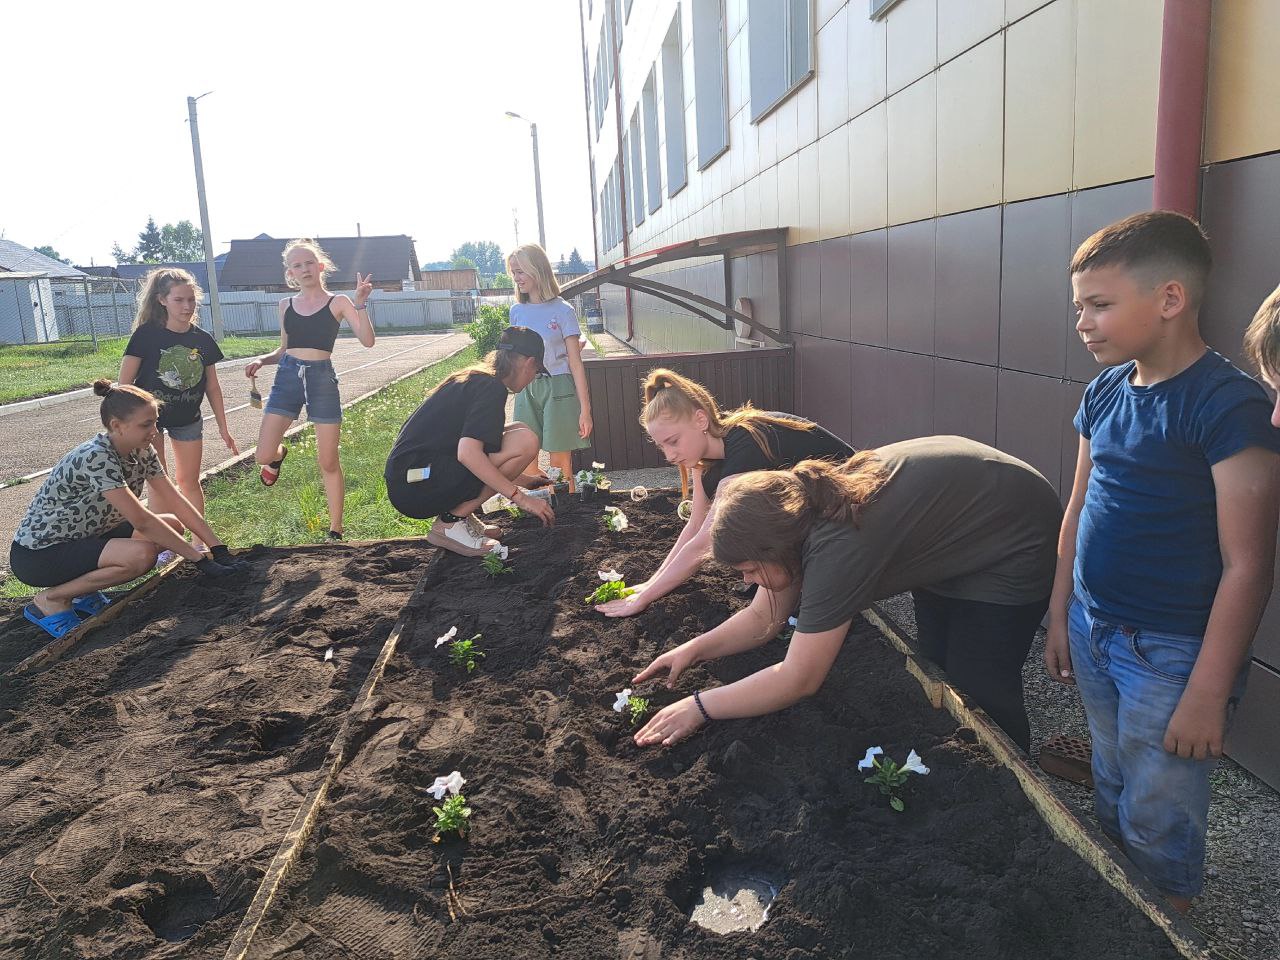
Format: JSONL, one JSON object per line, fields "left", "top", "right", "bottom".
{"left": 119, "top": 267, "right": 238, "bottom": 549}
{"left": 596, "top": 368, "right": 851, "bottom": 617}
{"left": 245, "top": 239, "right": 376, "bottom": 540}
{"left": 11, "top": 381, "right": 243, "bottom": 640}
{"left": 384, "top": 326, "right": 554, "bottom": 557}
{"left": 631, "top": 437, "right": 1061, "bottom": 753}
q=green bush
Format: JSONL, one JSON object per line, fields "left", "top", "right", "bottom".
{"left": 464, "top": 303, "right": 511, "bottom": 355}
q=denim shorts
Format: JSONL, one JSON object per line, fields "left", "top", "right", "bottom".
{"left": 163, "top": 418, "right": 203, "bottom": 442}
{"left": 1067, "top": 595, "right": 1247, "bottom": 898}
{"left": 264, "top": 353, "right": 342, "bottom": 424}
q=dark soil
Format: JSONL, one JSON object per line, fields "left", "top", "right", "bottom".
{"left": 0, "top": 541, "right": 429, "bottom": 958}
{"left": 246, "top": 492, "right": 1185, "bottom": 960}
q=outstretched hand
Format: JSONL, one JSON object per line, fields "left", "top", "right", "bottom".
{"left": 633, "top": 640, "right": 698, "bottom": 688}
{"left": 354, "top": 273, "right": 373, "bottom": 306}
{"left": 597, "top": 582, "right": 651, "bottom": 617}
{"left": 513, "top": 490, "right": 555, "bottom": 526}
{"left": 634, "top": 696, "right": 706, "bottom": 747}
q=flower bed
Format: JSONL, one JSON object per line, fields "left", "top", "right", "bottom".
{"left": 244, "top": 492, "right": 1185, "bottom": 960}
{"left": 0, "top": 542, "right": 428, "bottom": 958}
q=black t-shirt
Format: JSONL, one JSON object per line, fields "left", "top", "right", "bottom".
{"left": 124, "top": 323, "right": 224, "bottom": 428}
{"left": 700, "top": 414, "right": 854, "bottom": 499}
{"left": 386, "top": 372, "right": 508, "bottom": 475}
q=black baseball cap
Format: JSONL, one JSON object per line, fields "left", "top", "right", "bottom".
{"left": 498, "top": 325, "right": 550, "bottom": 376}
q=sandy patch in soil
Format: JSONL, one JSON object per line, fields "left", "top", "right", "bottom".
{"left": 246, "top": 492, "right": 1184, "bottom": 960}
{"left": 0, "top": 541, "right": 428, "bottom": 958}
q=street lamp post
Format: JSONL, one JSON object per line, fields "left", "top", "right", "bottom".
{"left": 187, "top": 92, "right": 225, "bottom": 341}
{"left": 505, "top": 111, "right": 546, "bottom": 252}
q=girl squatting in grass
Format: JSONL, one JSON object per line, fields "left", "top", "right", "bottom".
{"left": 507, "top": 244, "right": 593, "bottom": 490}
{"left": 11, "top": 382, "right": 243, "bottom": 639}
{"left": 596, "top": 368, "right": 851, "bottom": 617}
{"left": 632, "top": 438, "right": 1062, "bottom": 755}
{"left": 384, "top": 326, "right": 554, "bottom": 557}
{"left": 245, "top": 239, "right": 376, "bottom": 540}
{"left": 119, "top": 267, "right": 238, "bottom": 550}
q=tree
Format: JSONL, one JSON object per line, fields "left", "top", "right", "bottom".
{"left": 33, "top": 245, "right": 69, "bottom": 264}
{"left": 451, "top": 255, "right": 478, "bottom": 272}
{"left": 449, "top": 241, "right": 504, "bottom": 279}
{"left": 136, "top": 217, "right": 164, "bottom": 262}
{"left": 111, "top": 217, "right": 203, "bottom": 264}
{"left": 491, "top": 273, "right": 514, "bottom": 289}
{"left": 567, "top": 248, "right": 588, "bottom": 274}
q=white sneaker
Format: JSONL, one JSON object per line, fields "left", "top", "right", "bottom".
{"left": 427, "top": 520, "right": 497, "bottom": 557}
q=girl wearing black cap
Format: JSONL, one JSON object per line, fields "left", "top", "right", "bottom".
{"left": 384, "top": 326, "right": 556, "bottom": 556}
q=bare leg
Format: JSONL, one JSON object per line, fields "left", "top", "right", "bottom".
{"left": 169, "top": 437, "right": 207, "bottom": 549}
{"left": 450, "top": 424, "right": 540, "bottom": 517}
{"left": 549, "top": 450, "right": 575, "bottom": 493}
{"left": 255, "top": 413, "right": 293, "bottom": 466}
{"left": 33, "top": 538, "right": 163, "bottom": 613}
{"left": 145, "top": 433, "right": 179, "bottom": 516}
{"left": 314, "top": 422, "right": 344, "bottom": 535}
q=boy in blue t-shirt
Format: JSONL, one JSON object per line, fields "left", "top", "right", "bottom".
{"left": 1043, "top": 211, "right": 1280, "bottom": 912}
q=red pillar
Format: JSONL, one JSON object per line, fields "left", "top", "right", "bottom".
{"left": 1152, "top": 0, "right": 1213, "bottom": 217}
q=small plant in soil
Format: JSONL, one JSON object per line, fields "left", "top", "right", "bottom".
{"left": 859, "top": 746, "right": 930, "bottom": 812}
{"left": 613, "top": 688, "right": 650, "bottom": 726}
{"left": 601, "top": 506, "right": 629, "bottom": 532}
{"left": 575, "top": 461, "right": 610, "bottom": 497}
{"left": 481, "top": 545, "right": 512, "bottom": 577}
{"left": 504, "top": 502, "right": 522, "bottom": 519}
{"left": 586, "top": 568, "right": 635, "bottom": 604}
{"left": 428, "top": 771, "right": 471, "bottom": 840}
{"left": 436, "top": 627, "right": 485, "bottom": 672}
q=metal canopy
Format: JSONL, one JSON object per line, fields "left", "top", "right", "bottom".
{"left": 559, "top": 227, "right": 790, "bottom": 343}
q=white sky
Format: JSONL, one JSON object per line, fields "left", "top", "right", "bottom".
{"left": 2, "top": 1, "right": 596, "bottom": 271}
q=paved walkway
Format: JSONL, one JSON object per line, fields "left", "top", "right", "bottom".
{"left": 0, "top": 332, "right": 469, "bottom": 556}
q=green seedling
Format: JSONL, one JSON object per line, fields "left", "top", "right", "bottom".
{"left": 586, "top": 580, "right": 635, "bottom": 604}
{"left": 481, "top": 551, "right": 512, "bottom": 577}
{"left": 432, "top": 793, "right": 472, "bottom": 839}
{"left": 449, "top": 634, "right": 486, "bottom": 673}
{"left": 859, "top": 747, "right": 930, "bottom": 812}
{"left": 505, "top": 503, "right": 522, "bottom": 518}
{"left": 613, "top": 688, "right": 651, "bottom": 726}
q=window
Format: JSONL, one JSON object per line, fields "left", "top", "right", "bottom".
{"left": 642, "top": 68, "right": 662, "bottom": 213}
{"left": 660, "top": 11, "right": 688, "bottom": 196}
{"left": 747, "top": 0, "right": 813, "bottom": 121}
{"left": 629, "top": 110, "right": 645, "bottom": 226}
{"left": 870, "top": 0, "right": 904, "bottom": 19}
{"left": 691, "top": 0, "right": 729, "bottom": 168}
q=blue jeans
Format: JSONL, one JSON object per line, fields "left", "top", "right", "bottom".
{"left": 1067, "top": 595, "right": 1245, "bottom": 897}
{"left": 264, "top": 354, "right": 342, "bottom": 424}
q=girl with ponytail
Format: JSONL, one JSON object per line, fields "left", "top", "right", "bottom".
{"left": 630, "top": 436, "right": 1062, "bottom": 754}
{"left": 595, "top": 368, "right": 852, "bottom": 616}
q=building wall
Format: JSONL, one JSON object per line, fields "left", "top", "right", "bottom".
{"left": 584, "top": 0, "right": 1280, "bottom": 783}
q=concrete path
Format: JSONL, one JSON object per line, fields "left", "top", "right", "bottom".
{"left": 0, "top": 331, "right": 470, "bottom": 558}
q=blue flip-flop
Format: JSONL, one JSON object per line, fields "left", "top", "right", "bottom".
{"left": 72, "top": 591, "right": 112, "bottom": 617}
{"left": 24, "top": 604, "right": 82, "bottom": 639}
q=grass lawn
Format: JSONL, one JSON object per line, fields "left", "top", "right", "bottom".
{"left": 2, "top": 345, "right": 478, "bottom": 599}
{"left": 0, "top": 335, "right": 273, "bottom": 404}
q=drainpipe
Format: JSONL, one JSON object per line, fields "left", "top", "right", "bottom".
{"left": 608, "top": 4, "right": 635, "bottom": 340}
{"left": 1152, "top": 0, "right": 1212, "bottom": 217}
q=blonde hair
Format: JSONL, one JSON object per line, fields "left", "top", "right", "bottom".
{"left": 133, "top": 268, "right": 202, "bottom": 330}
{"left": 282, "top": 238, "right": 337, "bottom": 291}
{"left": 640, "top": 367, "right": 814, "bottom": 466}
{"left": 1243, "top": 284, "right": 1280, "bottom": 380}
{"left": 507, "top": 243, "right": 560, "bottom": 303}
{"left": 711, "top": 454, "right": 888, "bottom": 581}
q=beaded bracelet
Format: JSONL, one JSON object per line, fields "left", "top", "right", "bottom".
{"left": 355, "top": 303, "right": 369, "bottom": 311}
{"left": 693, "top": 690, "right": 713, "bottom": 723}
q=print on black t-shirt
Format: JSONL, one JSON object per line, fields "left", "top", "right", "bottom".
{"left": 124, "top": 324, "right": 225, "bottom": 429}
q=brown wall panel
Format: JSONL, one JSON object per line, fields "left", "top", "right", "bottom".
{"left": 849, "top": 229, "right": 889, "bottom": 346}
{"left": 886, "top": 219, "right": 936, "bottom": 353}
{"left": 933, "top": 358, "right": 998, "bottom": 447}
{"left": 995, "top": 368, "right": 1065, "bottom": 491}
{"left": 1059, "top": 380, "right": 1087, "bottom": 506}
{"left": 791, "top": 241, "right": 822, "bottom": 338}
{"left": 796, "top": 334, "right": 854, "bottom": 443}
{"left": 935, "top": 206, "right": 1002, "bottom": 365}
{"left": 819, "top": 236, "right": 855, "bottom": 342}
{"left": 1225, "top": 661, "right": 1280, "bottom": 788}
{"left": 881, "top": 350, "right": 936, "bottom": 442}
{"left": 849, "top": 343, "right": 889, "bottom": 449}
{"left": 1000, "top": 193, "right": 1073, "bottom": 377}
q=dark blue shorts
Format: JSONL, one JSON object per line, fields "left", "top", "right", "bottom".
{"left": 264, "top": 354, "right": 342, "bottom": 424}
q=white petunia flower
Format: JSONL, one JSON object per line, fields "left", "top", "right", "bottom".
{"left": 324, "top": 646, "right": 334, "bottom": 662}
{"left": 858, "top": 746, "right": 884, "bottom": 770}
{"left": 613, "top": 688, "right": 633, "bottom": 712}
{"left": 428, "top": 770, "right": 466, "bottom": 799}
{"left": 787, "top": 616, "right": 798, "bottom": 627}
{"left": 592, "top": 461, "right": 605, "bottom": 470}
{"left": 604, "top": 506, "right": 628, "bottom": 531}
{"left": 489, "top": 543, "right": 509, "bottom": 560}
{"left": 598, "top": 568, "right": 622, "bottom": 582}
{"left": 546, "top": 467, "right": 563, "bottom": 481}
{"left": 902, "top": 749, "right": 930, "bottom": 776}
{"left": 435, "top": 626, "right": 458, "bottom": 648}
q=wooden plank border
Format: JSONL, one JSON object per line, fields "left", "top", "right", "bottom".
{"left": 861, "top": 605, "right": 1212, "bottom": 960}
{"left": 223, "top": 552, "right": 441, "bottom": 960}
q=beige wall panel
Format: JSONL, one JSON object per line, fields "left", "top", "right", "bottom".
{"left": 887, "top": 0, "right": 938, "bottom": 94}
{"left": 798, "top": 142, "right": 822, "bottom": 242}
{"left": 1006, "top": 0, "right": 1054, "bottom": 22}
{"left": 727, "top": 0, "right": 746, "bottom": 41}
{"left": 776, "top": 96, "right": 800, "bottom": 162}
{"left": 1072, "top": 0, "right": 1161, "bottom": 189}
{"left": 1004, "top": 0, "right": 1075, "bottom": 201}
{"left": 1204, "top": 0, "right": 1280, "bottom": 163}
{"left": 818, "top": 124, "right": 853, "bottom": 239}
{"left": 937, "top": 35, "right": 1004, "bottom": 215}
{"left": 797, "top": 79, "right": 820, "bottom": 150}
{"left": 849, "top": 102, "right": 890, "bottom": 234}
{"left": 730, "top": 110, "right": 746, "bottom": 189}
{"left": 816, "top": 0, "right": 847, "bottom": 31}
{"left": 818, "top": 6, "right": 851, "bottom": 137}
{"left": 728, "top": 31, "right": 748, "bottom": 120}
{"left": 778, "top": 150, "right": 801, "bottom": 237}
{"left": 758, "top": 109, "right": 779, "bottom": 171}
{"left": 887, "top": 74, "right": 938, "bottom": 224}
{"left": 938, "top": 0, "right": 1003, "bottom": 63}
{"left": 743, "top": 106, "right": 762, "bottom": 181}
{"left": 756, "top": 163, "right": 780, "bottom": 229}
{"left": 848, "top": 6, "right": 888, "bottom": 119}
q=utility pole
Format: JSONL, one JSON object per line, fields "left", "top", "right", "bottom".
{"left": 513, "top": 208, "right": 520, "bottom": 247}
{"left": 505, "top": 112, "right": 546, "bottom": 251}
{"left": 187, "top": 93, "right": 225, "bottom": 341}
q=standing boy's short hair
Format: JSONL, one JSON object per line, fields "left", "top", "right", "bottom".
{"left": 1243, "top": 284, "right": 1280, "bottom": 380}
{"left": 1070, "top": 210, "right": 1213, "bottom": 307}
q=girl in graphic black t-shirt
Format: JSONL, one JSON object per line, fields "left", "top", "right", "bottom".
{"left": 595, "top": 368, "right": 852, "bottom": 617}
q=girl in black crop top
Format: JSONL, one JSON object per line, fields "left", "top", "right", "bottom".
{"left": 245, "top": 239, "right": 376, "bottom": 539}
{"left": 594, "top": 367, "right": 853, "bottom": 619}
